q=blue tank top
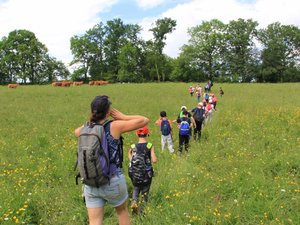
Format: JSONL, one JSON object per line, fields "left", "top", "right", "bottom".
{"left": 104, "top": 121, "right": 123, "bottom": 176}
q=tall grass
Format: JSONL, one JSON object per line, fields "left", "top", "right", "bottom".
{"left": 0, "top": 83, "right": 299, "bottom": 225}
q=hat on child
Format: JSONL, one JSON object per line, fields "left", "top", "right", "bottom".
{"left": 136, "top": 126, "right": 149, "bottom": 136}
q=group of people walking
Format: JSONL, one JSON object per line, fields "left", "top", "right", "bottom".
{"left": 73, "top": 83, "right": 223, "bottom": 225}
{"left": 157, "top": 85, "right": 220, "bottom": 155}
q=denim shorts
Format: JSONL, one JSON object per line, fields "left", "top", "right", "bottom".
{"left": 84, "top": 174, "right": 128, "bottom": 208}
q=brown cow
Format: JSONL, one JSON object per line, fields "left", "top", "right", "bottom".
{"left": 88, "top": 80, "right": 109, "bottom": 86}
{"left": 52, "top": 82, "right": 63, "bottom": 86}
{"left": 74, "top": 81, "right": 84, "bottom": 86}
{"left": 8, "top": 84, "right": 18, "bottom": 88}
{"left": 61, "top": 81, "right": 71, "bottom": 87}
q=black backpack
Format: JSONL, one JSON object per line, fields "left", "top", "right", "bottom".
{"left": 128, "top": 143, "right": 153, "bottom": 186}
{"left": 193, "top": 108, "right": 205, "bottom": 122}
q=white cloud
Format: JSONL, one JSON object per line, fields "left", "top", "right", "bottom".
{"left": 139, "top": 0, "right": 300, "bottom": 58}
{"left": 1, "top": 0, "right": 299, "bottom": 67}
{"left": 0, "top": 0, "right": 118, "bottom": 65}
{"left": 135, "top": 0, "right": 166, "bottom": 9}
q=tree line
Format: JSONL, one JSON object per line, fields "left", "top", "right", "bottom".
{"left": 0, "top": 18, "right": 299, "bottom": 84}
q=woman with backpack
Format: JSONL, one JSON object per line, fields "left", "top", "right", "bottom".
{"left": 74, "top": 95, "right": 149, "bottom": 225}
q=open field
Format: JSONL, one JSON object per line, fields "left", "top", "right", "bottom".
{"left": 0, "top": 83, "right": 300, "bottom": 225}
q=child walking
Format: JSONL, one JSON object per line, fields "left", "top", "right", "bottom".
{"left": 155, "top": 111, "right": 175, "bottom": 153}
{"left": 128, "top": 126, "right": 157, "bottom": 214}
{"left": 176, "top": 110, "right": 194, "bottom": 154}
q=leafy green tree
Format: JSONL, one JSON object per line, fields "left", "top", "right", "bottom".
{"left": 172, "top": 45, "right": 205, "bottom": 82}
{"left": 149, "top": 17, "right": 177, "bottom": 81}
{"left": 0, "top": 29, "right": 49, "bottom": 83}
{"left": 118, "top": 43, "right": 141, "bottom": 82}
{"left": 86, "top": 23, "right": 107, "bottom": 81}
{"left": 188, "top": 19, "right": 226, "bottom": 80}
{"left": 103, "top": 18, "right": 127, "bottom": 82}
{"left": 257, "top": 22, "right": 300, "bottom": 82}
{"left": 41, "top": 56, "right": 70, "bottom": 82}
{"left": 117, "top": 24, "right": 144, "bottom": 82}
{"left": 70, "top": 19, "right": 144, "bottom": 82}
{"left": 70, "top": 33, "right": 95, "bottom": 81}
{"left": 0, "top": 37, "right": 11, "bottom": 83}
{"left": 225, "top": 19, "right": 258, "bottom": 82}
{"left": 142, "top": 40, "right": 159, "bottom": 81}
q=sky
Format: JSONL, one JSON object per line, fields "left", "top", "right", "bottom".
{"left": 0, "top": 0, "right": 299, "bottom": 66}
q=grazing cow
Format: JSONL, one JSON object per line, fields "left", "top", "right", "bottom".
{"left": 52, "top": 82, "right": 63, "bottom": 86}
{"left": 61, "top": 81, "right": 71, "bottom": 87}
{"left": 88, "top": 80, "right": 109, "bottom": 86}
{"left": 8, "top": 84, "right": 18, "bottom": 88}
{"left": 74, "top": 81, "right": 84, "bottom": 86}
{"left": 94, "top": 81, "right": 102, "bottom": 85}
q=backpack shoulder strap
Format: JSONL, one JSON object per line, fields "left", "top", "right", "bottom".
{"left": 146, "top": 142, "right": 153, "bottom": 150}
{"left": 103, "top": 120, "right": 112, "bottom": 131}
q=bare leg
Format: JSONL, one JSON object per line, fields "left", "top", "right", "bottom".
{"left": 87, "top": 207, "right": 104, "bottom": 225}
{"left": 115, "top": 200, "right": 131, "bottom": 225}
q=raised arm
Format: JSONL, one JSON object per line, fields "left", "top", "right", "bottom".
{"left": 110, "top": 108, "right": 149, "bottom": 139}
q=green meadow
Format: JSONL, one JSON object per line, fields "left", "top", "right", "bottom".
{"left": 0, "top": 83, "right": 299, "bottom": 225}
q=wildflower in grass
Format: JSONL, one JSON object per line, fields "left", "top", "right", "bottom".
{"left": 224, "top": 212, "right": 231, "bottom": 218}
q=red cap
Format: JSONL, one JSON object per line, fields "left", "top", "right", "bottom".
{"left": 136, "top": 126, "right": 149, "bottom": 136}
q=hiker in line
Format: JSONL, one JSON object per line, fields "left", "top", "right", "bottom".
{"left": 176, "top": 110, "right": 194, "bottom": 154}
{"left": 191, "top": 102, "right": 205, "bottom": 141}
{"left": 174, "top": 106, "right": 195, "bottom": 141}
{"left": 195, "top": 88, "right": 202, "bottom": 103}
{"left": 201, "top": 100, "right": 207, "bottom": 128}
{"left": 204, "top": 83, "right": 209, "bottom": 92}
{"left": 205, "top": 99, "right": 215, "bottom": 125}
{"left": 128, "top": 126, "right": 157, "bottom": 214}
{"left": 219, "top": 87, "right": 224, "bottom": 97}
{"left": 212, "top": 94, "right": 218, "bottom": 111}
{"left": 74, "top": 95, "right": 149, "bottom": 225}
{"left": 188, "top": 86, "right": 194, "bottom": 97}
{"left": 177, "top": 106, "right": 190, "bottom": 119}
{"left": 208, "top": 80, "right": 213, "bottom": 92}
{"left": 204, "top": 92, "right": 209, "bottom": 103}
{"left": 155, "top": 111, "right": 175, "bottom": 153}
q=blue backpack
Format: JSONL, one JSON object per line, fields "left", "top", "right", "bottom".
{"left": 161, "top": 120, "right": 171, "bottom": 136}
{"left": 179, "top": 120, "right": 190, "bottom": 135}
